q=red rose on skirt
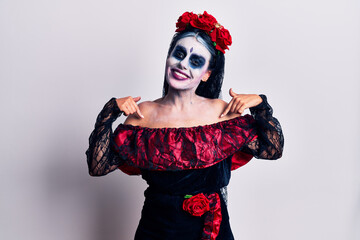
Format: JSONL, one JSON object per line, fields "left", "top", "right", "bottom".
{"left": 183, "top": 193, "right": 210, "bottom": 217}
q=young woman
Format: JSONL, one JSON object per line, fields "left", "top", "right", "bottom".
{"left": 86, "top": 11, "right": 284, "bottom": 240}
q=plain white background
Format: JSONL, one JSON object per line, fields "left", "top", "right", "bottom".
{"left": 1, "top": 0, "right": 359, "bottom": 239}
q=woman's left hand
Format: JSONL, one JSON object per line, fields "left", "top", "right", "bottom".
{"left": 220, "top": 88, "right": 263, "bottom": 117}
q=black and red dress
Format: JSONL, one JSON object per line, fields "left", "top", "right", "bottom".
{"left": 86, "top": 95, "right": 284, "bottom": 240}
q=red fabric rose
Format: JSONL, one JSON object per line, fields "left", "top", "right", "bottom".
{"left": 176, "top": 12, "right": 197, "bottom": 32}
{"left": 182, "top": 193, "right": 210, "bottom": 217}
{"left": 217, "top": 28, "right": 232, "bottom": 50}
{"left": 210, "top": 27, "right": 232, "bottom": 53}
{"left": 189, "top": 11, "right": 217, "bottom": 32}
{"left": 174, "top": 11, "right": 232, "bottom": 54}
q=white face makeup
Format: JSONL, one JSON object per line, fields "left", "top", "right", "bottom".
{"left": 165, "top": 37, "right": 212, "bottom": 92}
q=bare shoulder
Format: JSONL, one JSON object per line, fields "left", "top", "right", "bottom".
{"left": 123, "top": 100, "right": 157, "bottom": 126}
{"left": 211, "top": 98, "right": 228, "bottom": 109}
{"left": 210, "top": 98, "right": 242, "bottom": 120}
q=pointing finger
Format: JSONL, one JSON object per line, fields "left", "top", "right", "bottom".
{"left": 134, "top": 103, "right": 144, "bottom": 118}
{"left": 231, "top": 99, "right": 241, "bottom": 113}
{"left": 220, "top": 99, "right": 234, "bottom": 118}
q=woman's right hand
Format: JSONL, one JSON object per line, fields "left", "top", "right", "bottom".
{"left": 116, "top": 96, "right": 144, "bottom": 118}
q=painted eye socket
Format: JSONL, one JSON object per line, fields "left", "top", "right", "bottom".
{"left": 173, "top": 49, "right": 186, "bottom": 60}
{"left": 190, "top": 56, "right": 205, "bottom": 68}
{"left": 176, "top": 51, "right": 185, "bottom": 58}
{"left": 190, "top": 58, "right": 200, "bottom": 67}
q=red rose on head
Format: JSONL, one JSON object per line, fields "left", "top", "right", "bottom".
{"left": 176, "top": 12, "right": 198, "bottom": 32}
{"left": 218, "top": 28, "right": 232, "bottom": 46}
{"left": 189, "top": 11, "right": 217, "bottom": 32}
{"left": 182, "top": 193, "right": 210, "bottom": 217}
{"left": 175, "top": 11, "right": 232, "bottom": 54}
{"left": 210, "top": 27, "right": 232, "bottom": 53}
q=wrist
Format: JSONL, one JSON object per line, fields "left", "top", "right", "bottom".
{"left": 250, "top": 94, "right": 268, "bottom": 112}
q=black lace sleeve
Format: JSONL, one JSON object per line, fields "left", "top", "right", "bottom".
{"left": 242, "top": 95, "right": 284, "bottom": 160}
{"left": 86, "top": 98, "right": 123, "bottom": 176}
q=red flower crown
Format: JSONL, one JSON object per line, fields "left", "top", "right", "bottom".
{"left": 175, "top": 11, "right": 232, "bottom": 54}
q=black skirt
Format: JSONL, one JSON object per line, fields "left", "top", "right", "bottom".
{"left": 134, "top": 158, "right": 235, "bottom": 240}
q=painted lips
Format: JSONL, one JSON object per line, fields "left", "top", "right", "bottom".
{"left": 171, "top": 69, "right": 190, "bottom": 80}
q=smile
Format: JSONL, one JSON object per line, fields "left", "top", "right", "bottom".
{"left": 171, "top": 69, "right": 190, "bottom": 80}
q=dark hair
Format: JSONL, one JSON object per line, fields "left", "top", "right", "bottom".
{"left": 162, "top": 27, "right": 225, "bottom": 99}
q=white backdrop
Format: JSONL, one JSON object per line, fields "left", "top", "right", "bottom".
{"left": 1, "top": 0, "right": 359, "bottom": 239}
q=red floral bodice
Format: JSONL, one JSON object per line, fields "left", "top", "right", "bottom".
{"left": 113, "top": 115, "right": 257, "bottom": 175}
{"left": 86, "top": 95, "right": 283, "bottom": 177}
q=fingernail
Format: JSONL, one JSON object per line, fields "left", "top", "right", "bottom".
{"left": 220, "top": 114, "right": 224, "bottom": 118}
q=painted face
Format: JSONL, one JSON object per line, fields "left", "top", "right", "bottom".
{"left": 165, "top": 37, "right": 212, "bottom": 91}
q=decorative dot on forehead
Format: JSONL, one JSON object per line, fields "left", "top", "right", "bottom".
{"left": 190, "top": 47, "right": 193, "bottom": 53}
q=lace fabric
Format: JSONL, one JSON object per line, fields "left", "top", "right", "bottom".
{"left": 85, "top": 98, "right": 123, "bottom": 176}
{"left": 244, "top": 95, "right": 284, "bottom": 160}
{"left": 85, "top": 95, "right": 284, "bottom": 176}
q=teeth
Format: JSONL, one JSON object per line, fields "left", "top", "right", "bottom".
{"left": 177, "top": 72, "right": 187, "bottom": 78}
{"left": 174, "top": 70, "right": 187, "bottom": 78}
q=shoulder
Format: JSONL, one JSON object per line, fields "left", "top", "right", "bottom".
{"left": 211, "top": 98, "right": 227, "bottom": 109}
{"left": 123, "top": 100, "right": 158, "bottom": 126}
{"left": 210, "top": 98, "right": 242, "bottom": 121}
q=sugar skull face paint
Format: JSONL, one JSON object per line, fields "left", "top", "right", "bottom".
{"left": 172, "top": 45, "right": 207, "bottom": 69}
{"left": 165, "top": 37, "right": 212, "bottom": 91}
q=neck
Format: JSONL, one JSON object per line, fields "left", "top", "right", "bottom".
{"left": 161, "top": 87, "right": 203, "bottom": 111}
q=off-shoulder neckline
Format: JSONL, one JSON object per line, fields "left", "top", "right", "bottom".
{"left": 116, "top": 114, "right": 250, "bottom": 131}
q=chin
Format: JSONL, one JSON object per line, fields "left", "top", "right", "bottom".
{"left": 166, "top": 71, "right": 201, "bottom": 91}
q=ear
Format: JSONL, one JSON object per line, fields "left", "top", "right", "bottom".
{"left": 201, "top": 70, "right": 212, "bottom": 82}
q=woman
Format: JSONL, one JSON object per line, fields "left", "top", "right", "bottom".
{"left": 86, "top": 11, "right": 284, "bottom": 240}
